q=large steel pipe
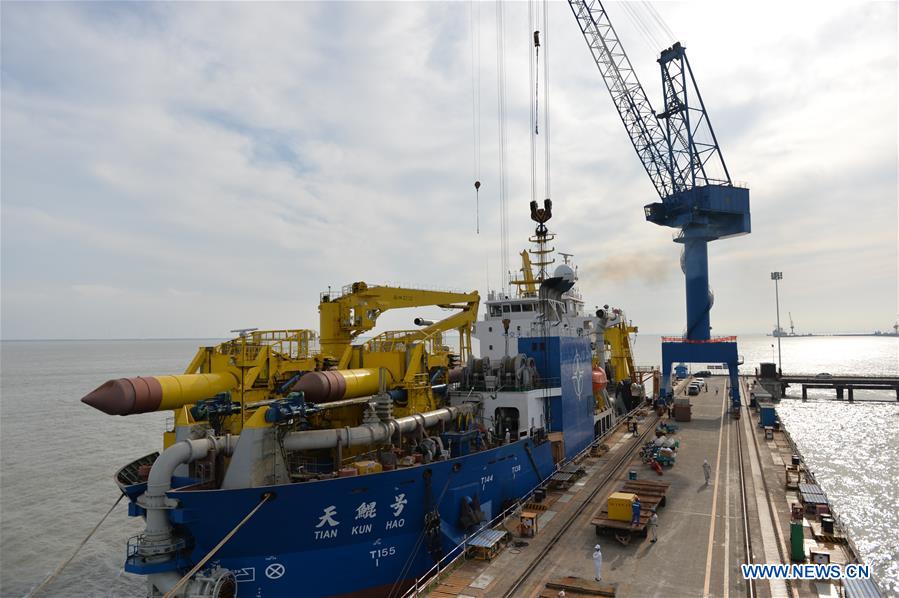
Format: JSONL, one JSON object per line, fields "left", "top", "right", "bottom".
{"left": 282, "top": 403, "right": 475, "bottom": 451}
{"left": 81, "top": 373, "right": 238, "bottom": 416}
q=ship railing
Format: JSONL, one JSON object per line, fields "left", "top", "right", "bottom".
{"left": 661, "top": 336, "right": 737, "bottom": 343}
{"left": 125, "top": 535, "right": 141, "bottom": 561}
{"left": 400, "top": 494, "right": 532, "bottom": 598}
{"left": 458, "top": 377, "right": 562, "bottom": 393}
{"left": 322, "top": 282, "right": 473, "bottom": 302}
{"left": 364, "top": 329, "right": 445, "bottom": 354}
{"left": 217, "top": 329, "right": 315, "bottom": 361}
{"left": 401, "top": 400, "right": 647, "bottom": 597}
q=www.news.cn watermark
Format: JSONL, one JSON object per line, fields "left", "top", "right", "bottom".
{"left": 742, "top": 563, "right": 870, "bottom": 580}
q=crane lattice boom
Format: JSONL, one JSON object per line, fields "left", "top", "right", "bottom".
{"left": 568, "top": 0, "right": 673, "bottom": 198}
{"left": 567, "top": 0, "right": 750, "bottom": 343}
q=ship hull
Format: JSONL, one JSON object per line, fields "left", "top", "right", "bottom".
{"left": 165, "top": 437, "right": 557, "bottom": 597}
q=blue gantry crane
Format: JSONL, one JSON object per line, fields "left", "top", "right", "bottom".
{"left": 567, "top": 0, "right": 751, "bottom": 410}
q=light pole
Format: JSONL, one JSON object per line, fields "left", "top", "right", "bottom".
{"left": 771, "top": 272, "right": 783, "bottom": 373}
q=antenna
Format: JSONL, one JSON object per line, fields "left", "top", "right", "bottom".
{"left": 558, "top": 252, "right": 574, "bottom": 265}
{"left": 230, "top": 328, "right": 259, "bottom": 338}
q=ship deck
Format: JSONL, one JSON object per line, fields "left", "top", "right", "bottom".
{"left": 421, "top": 376, "right": 859, "bottom": 598}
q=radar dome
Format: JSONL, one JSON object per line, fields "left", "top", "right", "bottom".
{"left": 553, "top": 264, "right": 576, "bottom": 283}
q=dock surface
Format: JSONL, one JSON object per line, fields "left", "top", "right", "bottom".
{"left": 422, "top": 377, "right": 858, "bottom": 598}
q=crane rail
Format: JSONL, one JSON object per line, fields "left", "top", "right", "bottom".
{"left": 736, "top": 400, "right": 756, "bottom": 598}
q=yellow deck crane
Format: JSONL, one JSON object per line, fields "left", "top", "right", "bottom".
{"left": 306, "top": 282, "right": 480, "bottom": 415}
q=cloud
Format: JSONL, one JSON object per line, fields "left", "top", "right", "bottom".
{"left": 1, "top": 1, "right": 896, "bottom": 339}
{"left": 71, "top": 284, "right": 128, "bottom": 297}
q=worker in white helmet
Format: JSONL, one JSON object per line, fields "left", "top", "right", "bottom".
{"left": 592, "top": 544, "right": 603, "bottom": 581}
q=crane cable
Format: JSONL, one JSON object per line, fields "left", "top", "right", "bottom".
{"left": 530, "top": 0, "right": 551, "bottom": 205}
{"left": 620, "top": 3, "right": 661, "bottom": 53}
{"left": 643, "top": 1, "right": 676, "bottom": 43}
{"left": 25, "top": 494, "right": 125, "bottom": 597}
{"left": 542, "top": 0, "right": 551, "bottom": 200}
{"left": 162, "top": 493, "right": 272, "bottom": 598}
{"left": 470, "top": 0, "right": 482, "bottom": 234}
{"left": 534, "top": 18, "right": 540, "bottom": 135}
{"left": 496, "top": 0, "right": 510, "bottom": 290}
{"left": 529, "top": 0, "right": 537, "bottom": 205}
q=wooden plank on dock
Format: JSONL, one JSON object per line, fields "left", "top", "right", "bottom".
{"left": 545, "top": 576, "right": 617, "bottom": 596}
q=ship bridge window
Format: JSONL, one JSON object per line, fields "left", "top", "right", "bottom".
{"left": 511, "top": 304, "right": 522, "bottom": 313}
{"left": 502, "top": 305, "right": 511, "bottom": 313}
{"left": 522, "top": 304, "right": 534, "bottom": 312}
{"left": 489, "top": 305, "right": 502, "bottom": 317}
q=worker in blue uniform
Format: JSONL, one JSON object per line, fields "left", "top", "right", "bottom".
{"left": 631, "top": 496, "right": 641, "bottom": 526}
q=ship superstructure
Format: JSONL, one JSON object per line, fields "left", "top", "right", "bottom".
{"left": 82, "top": 206, "right": 646, "bottom": 598}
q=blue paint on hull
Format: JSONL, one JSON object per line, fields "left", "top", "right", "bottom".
{"left": 168, "top": 439, "right": 556, "bottom": 596}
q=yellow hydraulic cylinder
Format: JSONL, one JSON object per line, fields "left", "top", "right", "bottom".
{"left": 81, "top": 373, "right": 238, "bottom": 416}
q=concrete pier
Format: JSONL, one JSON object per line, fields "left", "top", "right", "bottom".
{"left": 420, "top": 376, "right": 863, "bottom": 598}
{"left": 779, "top": 374, "right": 899, "bottom": 402}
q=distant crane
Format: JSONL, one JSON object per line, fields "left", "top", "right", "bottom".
{"left": 789, "top": 312, "right": 796, "bottom": 336}
{"left": 567, "top": 0, "right": 750, "bottom": 408}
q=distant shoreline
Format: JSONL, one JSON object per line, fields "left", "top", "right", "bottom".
{"left": 0, "top": 337, "right": 227, "bottom": 342}
{"left": 2, "top": 333, "right": 897, "bottom": 342}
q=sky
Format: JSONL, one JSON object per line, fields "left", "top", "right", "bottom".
{"left": 1, "top": 1, "right": 897, "bottom": 340}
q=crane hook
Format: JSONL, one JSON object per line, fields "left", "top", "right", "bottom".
{"left": 474, "top": 181, "right": 481, "bottom": 234}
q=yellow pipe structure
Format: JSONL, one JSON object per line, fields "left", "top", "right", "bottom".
{"left": 81, "top": 373, "right": 238, "bottom": 416}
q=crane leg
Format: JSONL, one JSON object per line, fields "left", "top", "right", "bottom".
{"left": 683, "top": 238, "right": 711, "bottom": 341}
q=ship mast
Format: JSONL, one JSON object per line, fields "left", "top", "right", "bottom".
{"left": 511, "top": 199, "right": 554, "bottom": 297}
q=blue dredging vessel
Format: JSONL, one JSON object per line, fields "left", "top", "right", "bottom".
{"left": 82, "top": 205, "right": 648, "bottom": 597}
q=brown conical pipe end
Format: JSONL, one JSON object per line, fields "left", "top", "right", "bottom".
{"left": 81, "top": 378, "right": 136, "bottom": 415}
{"left": 81, "top": 377, "right": 164, "bottom": 415}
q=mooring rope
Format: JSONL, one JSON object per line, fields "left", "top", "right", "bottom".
{"left": 26, "top": 494, "right": 125, "bottom": 597}
{"left": 163, "top": 492, "right": 272, "bottom": 598}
